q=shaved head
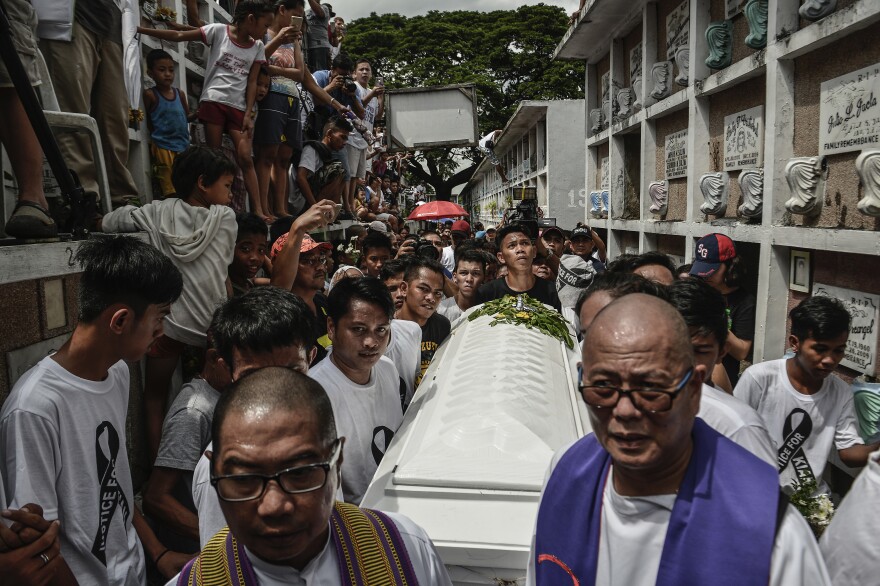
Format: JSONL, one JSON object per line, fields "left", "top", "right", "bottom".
{"left": 580, "top": 294, "right": 703, "bottom": 493}
{"left": 583, "top": 294, "right": 693, "bottom": 367}
{"left": 212, "top": 367, "right": 337, "bottom": 457}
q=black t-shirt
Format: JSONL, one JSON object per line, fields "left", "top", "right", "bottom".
{"left": 416, "top": 313, "right": 451, "bottom": 387}
{"left": 477, "top": 276, "right": 562, "bottom": 313}
{"left": 722, "top": 287, "right": 757, "bottom": 386}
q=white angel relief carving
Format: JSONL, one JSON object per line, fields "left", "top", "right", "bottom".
{"left": 699, "top": 172, "right": 729, "bottom": 216}
{"left": 602, "top": 99, "right": 613, "bottom": 129}
{"left": 674, "top": 46, "right": 690, "bottom": 87}
{"left": 737, "top": 169, "right": 764, "bottom": 219}
{"left": 589, "top": 109, "right": 605, "bottom": 135}
{"left": 632, "top": 76, "right": 643, "bottom": 111}
{"left": 855, "top": 150, "right": 880, "bottom": 218}
{"left": 784, "top": 157, "right": 827, "bottom": 216}
{"left": 617, "top": 88, "right": 635, "bottom": 120}
{"left": 648, "top": 180, "right": 669, "bottom": 216}
{"left": 650, "top": 61, "right": 673, "bottom": 101}
{"left": 799, "top": 0, "right": 837, "bottom": 22}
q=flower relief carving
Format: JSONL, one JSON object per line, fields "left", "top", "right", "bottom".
{"left": 601, "top": 190, "right": 610, "bottom": 217}
{"left": 648, "top": 180, "right": 669, "bottom": 216}
{"left": 705, "top": 20, "right": 734, "bottom": 70}
{"left": 589, "top": 109, "right": 605, "bottom": 134}
{"left": 632, "top": 76, "right": 643, "bottom": 111}
{"left": 744, "top": 0, "right": 769, "bottom": 49}
{"left": 699, "top": 172, "right": 729, "bottom": 216}
{"left": 784, "top": 156, "right": 827, "bottom": 216}
{"left": 650, "top": 61, "right": 673, "bottom": 101}
{"left": 674, "top": 46, "right": 690, "bottom": 87}
{"left": 799, "top": 0, "right": 837, "bottom": 22}
{"left": 855, "top": 150, "right": 880, "bottom": 218}
{"left": 617, "top": 88, "right": 635, "bottom": 120}
{"left": 737, "top": 169, "right": 764, "bottom": 219}
{"left": 590, "top": 191, "right": 604, "bottom": 219}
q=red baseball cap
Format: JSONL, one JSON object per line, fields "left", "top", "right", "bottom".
{"left": 451, "top": 220, "right": 471, "bottom": 234}
{"left": 690, "top": 233, "right": 736, "bottom": 277}
{"left": 271, "top": 233, "right": 331, "bottom": 260}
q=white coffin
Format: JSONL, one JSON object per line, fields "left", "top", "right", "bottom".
{"left": 361, "top": 307, "right": 590, "bottom": 585}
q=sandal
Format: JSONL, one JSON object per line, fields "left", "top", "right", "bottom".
{"left": 4, "top": 200, "right": 59, "bottom": 240}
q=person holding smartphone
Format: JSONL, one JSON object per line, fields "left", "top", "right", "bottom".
{"left": 347, "top": 58, "right": 385, "bottom": 221}
{"left": 330, "top": 16, "right": 346, "bottom": 59}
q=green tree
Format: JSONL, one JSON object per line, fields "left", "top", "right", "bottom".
{"left": 345, "top": 4, "right": 584, "bottom": 200}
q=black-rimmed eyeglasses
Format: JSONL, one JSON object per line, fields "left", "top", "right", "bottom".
{"left": 579, "top": 367, "right": 695, "bottom": 413}
{"left": 300, "top": 255, "right": 330, "bottom": 267}
{"left": 211, "top": 438, "right": 343, "bottom": 502}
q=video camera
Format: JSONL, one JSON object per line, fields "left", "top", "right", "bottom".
{"left": 506, "top": 196, "right": 540, "bottom": 240}
{"left": 402, "top": 237, "right": 441, "bottom": 262}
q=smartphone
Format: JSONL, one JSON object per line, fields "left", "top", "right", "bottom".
{"left": 289, "top": 16, "right": 303, "bottom": 31}
{"left": 334, "top": 203, "right": 343, "bottom": 221}
{"left": 376, "top": 76, "right": 384, "bottom": 87}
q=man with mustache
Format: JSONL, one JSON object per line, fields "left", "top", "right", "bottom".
{"left": 270, "top": 204, "right": 337, "bottom": 365}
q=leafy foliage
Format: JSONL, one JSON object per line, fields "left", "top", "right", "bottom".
{"left": 344, "top": 5, "right": 584, "bottom": 199}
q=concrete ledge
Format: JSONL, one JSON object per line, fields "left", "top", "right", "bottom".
{"left": 777, "top": 0, "right": 880, "bottom": 61}
{"left": 0, "top": 234, "right": 149, "bottom": 286}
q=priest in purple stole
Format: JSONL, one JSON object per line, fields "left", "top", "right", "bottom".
{"left": 168, "top": 367, "right": 451, "bottom": 585}
{"left": 528, "top": 295, "right": 830, "bottom": 586}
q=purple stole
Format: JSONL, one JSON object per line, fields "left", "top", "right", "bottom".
{"left": 534, "top": 419, "right": 780, "bottom": 586}
{"left": 178, "top": 502, "right": 419, "bottom": 585}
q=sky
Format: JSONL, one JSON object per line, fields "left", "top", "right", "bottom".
{"left": 340, "top": 0, "right": 580, "bottom": 21}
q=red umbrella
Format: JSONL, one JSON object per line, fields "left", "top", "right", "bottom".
{"left": 407, "top": 201, "right": 469, "bottom": 221}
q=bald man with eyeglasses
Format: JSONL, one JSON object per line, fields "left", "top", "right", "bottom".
{"left": 528, "top": 294, "right": 829, "bottom": 586}
{"left": 167, "top": 367, "right": 451, "bottom": 585}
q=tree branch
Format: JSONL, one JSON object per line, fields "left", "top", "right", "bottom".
{"left": 446, "top": 162, "right": 479, "bottom": 187}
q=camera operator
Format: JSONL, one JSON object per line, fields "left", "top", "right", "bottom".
{"left": 396, "top": 230, "right": 459, "bottom": 299}
{"left": 313, "top": 53, "right": 366, "bottom": 216}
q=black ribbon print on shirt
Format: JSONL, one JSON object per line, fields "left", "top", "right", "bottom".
{"left": 777, "top": 408, "right": 816, "bottom": 484}
{"left": 91, "top": 421, "right": 131, "bottom": 566}
{"left": 371, "top": 426, "right": 395, "bottom": 465}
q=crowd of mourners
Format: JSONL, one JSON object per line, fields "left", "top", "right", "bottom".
{"left": 2, "top": 0, "right": 879, "bottom": 585}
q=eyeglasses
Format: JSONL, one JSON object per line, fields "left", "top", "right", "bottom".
{"left": 579, "top": 367, "right": 694, "bottom": 413}
{"left": 211, "top": 439, "right": 343, "bottom": 502}
{"left": 300, "top": 254, "right": 330, "bottom": 267}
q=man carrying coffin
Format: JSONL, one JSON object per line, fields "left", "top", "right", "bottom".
{"left": 528, "top": 295, "right": 829, "bottom": 586}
